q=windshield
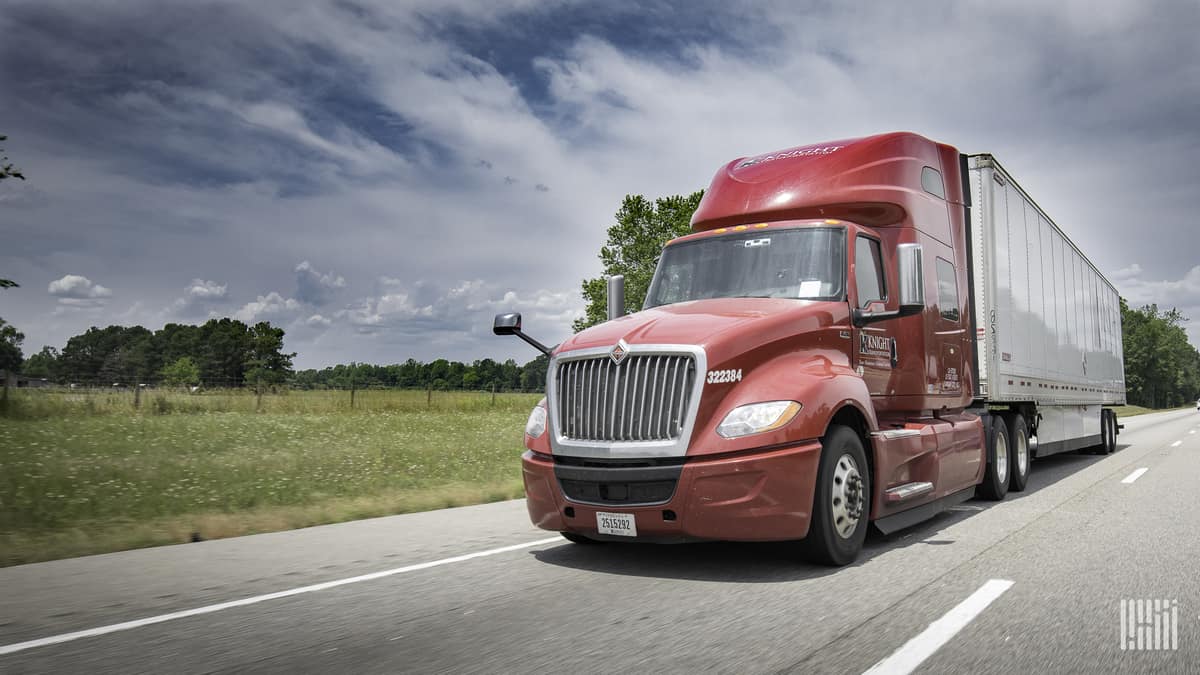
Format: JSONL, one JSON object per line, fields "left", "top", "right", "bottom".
{"left": 644, "top": 227, "right": 846, "bottom": 308}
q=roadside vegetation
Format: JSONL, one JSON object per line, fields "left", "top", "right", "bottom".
{"left": 0, "top": 388, "right": 539, "bottom": 566}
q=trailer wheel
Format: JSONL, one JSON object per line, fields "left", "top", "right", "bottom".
{"left": 977, "top": 416, "right": 1011, "bottom": 500}
{"left": 1006, "top": 413, "right": 1030, "bottom": 492}
{"left": 801, "top": 425, "right": 870, "bottom": 566}
{"left": 561, "top": 532, "right": 604, "bottom": 545}
{"left": 1100, "top": 409, "right": 1117, "bottom": 455}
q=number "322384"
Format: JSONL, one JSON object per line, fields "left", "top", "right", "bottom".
{"left": 706, "top": 369, "right": 743, "bottom": 384}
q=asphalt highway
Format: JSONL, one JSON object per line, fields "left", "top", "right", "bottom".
{"left": 3, "top": 408, "right": 1198, "bottom": 674}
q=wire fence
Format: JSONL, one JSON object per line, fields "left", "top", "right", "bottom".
{"left": 1, "top": 375, "right": 546, "bottom": 418}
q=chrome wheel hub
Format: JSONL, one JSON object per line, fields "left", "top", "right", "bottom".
{"left": 831, "top": 453, "right": 864, "bottom": 539}
{"left": 995, "top": 431, "right": 1009, "bottom": 483}
{"left": 1016, "top": 430, "right": 1028, "bottom": 476}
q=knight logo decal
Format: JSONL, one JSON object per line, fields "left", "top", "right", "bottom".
{"left": 609, "top": 339, "right": 630, "bottom": 365}
{"left": 859, "top": 333, "right": 895, "bottom": 368}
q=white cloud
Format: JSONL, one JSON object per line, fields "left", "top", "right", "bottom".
{"left": 185, "top": 278, "right": 228, "bottom": 301}
{"left": 48, "top": 274, "right": 112, "bottom": 299}
{"left": 233, "top": 291, "right": 302, "bottom": 323}
{"left": 47, "top": 275, "right": 112, "bottom": 309}
{"left": 339, "top": 278, "right": 581, "bottom": 340}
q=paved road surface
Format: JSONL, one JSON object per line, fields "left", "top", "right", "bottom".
{"left": 3, "top": 409, "right": 1198, "bottom": 673}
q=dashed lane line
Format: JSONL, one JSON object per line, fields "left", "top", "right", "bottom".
{"left": 862, "top": 579, "right": 1015, "bottom": 675}
{"left": 1121, "top": 468, "right": 1149, "bottom": 484}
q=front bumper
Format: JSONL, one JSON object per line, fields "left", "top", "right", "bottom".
{"left": 522, "top": 441, "right": 822, "bottom": 542}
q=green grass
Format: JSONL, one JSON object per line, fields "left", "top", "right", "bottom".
{"left": 0, "top": 388, "right": 541, "bottom": 566}
{"left": 1110, "top": 404, "right": 1193, "bottom": 418}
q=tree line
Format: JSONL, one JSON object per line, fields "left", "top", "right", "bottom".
{"left": 15, "top": 319, "right": 294, "bottom": 388}
{"left": 291, "top": 354, "right": 549, "bottom": 392}
{"left": 5, "top": 314, "right": 550, "bottom": 392}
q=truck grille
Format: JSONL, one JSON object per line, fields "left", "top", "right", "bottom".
{"left": 556, "top": 354, "right": 697, "bottom": 442}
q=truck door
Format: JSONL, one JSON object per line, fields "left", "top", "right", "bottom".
{"left": 851, "top": 234, "right": 896, "bottom": 396}
{"left": 934, "top": 256, "right": 976, "bottom": 489}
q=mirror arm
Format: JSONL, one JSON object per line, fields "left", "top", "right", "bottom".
{"left": 514, "top": 330, "right": 554, "bottom": 356}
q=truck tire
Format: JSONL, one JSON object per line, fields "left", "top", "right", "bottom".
{"left": 1100, "top": 409, "right": 1117, "bottom": 455}
{"left": 561, "top": 532, "right": 604, "bottom": 545}
{"left": 977, "top": 416, "right": 1011, "bottom": 500}
{"left": 802, "top": 425, "right": 870, "bottom": 566}
{"left": 1006, "top": 413, "right": 1030, "bottom": 492}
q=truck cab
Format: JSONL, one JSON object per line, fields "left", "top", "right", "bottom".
{"left": 501, "top": 132, "right": 1010, "bottom": 565}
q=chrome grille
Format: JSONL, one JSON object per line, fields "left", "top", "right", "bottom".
{"left": 556, "top": 354, "right": 697, "bottom": 442}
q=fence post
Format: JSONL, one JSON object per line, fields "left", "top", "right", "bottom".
{"left": 256, "top": 376, "right": 263, "bottom": 412}
{"left": 427, "top": 382, "right": 432, "bottom": 407}
{"left": 350, "top": 378, "right": 356, "bottom": 410}
{"left": 491, "top": 383, "right": 496, "bottom": 406}
{"left": 134, "top": 379, "right": 141, "bottom": 410}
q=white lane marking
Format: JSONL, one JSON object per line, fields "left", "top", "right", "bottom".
{"left": 1122, "top": 468, "right": 1149, "bottom": 484}
{"left": 1171, "top": 440, "right": 1183, "bottom": 447}
{"left": 862, "top": 579, "right": 1014, "bottom": 675}
{"left": 0, "top": 536, "right": 561, "bottom": 657}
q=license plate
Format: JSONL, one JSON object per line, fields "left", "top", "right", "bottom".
{"left": 596, "top": 511, "right": 637, "bottom": 537}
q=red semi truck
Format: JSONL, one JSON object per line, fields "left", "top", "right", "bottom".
{"left": 495, "top": 131, "right": 1126, "bottom": 565}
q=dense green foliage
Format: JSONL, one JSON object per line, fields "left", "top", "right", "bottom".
{"left": 0, "top": 317, "right": 23, "bottom": 374}
{"left": 291, "top": 354, "right": 548, "bottom": 392}
{"left": 20, "top": 319, "right": 294, "bottom": 386}
{"left": 1120, "top": 299, "right": 1200, "bottom": 408}
{"left": 574, "top": 191, "right": 704, "bottom": 331}
{"left": 160, "top": 356, "right": 202, "bottom": 387}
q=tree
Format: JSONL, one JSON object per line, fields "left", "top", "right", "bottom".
{"left": 1, "top": 317, "right": 25, "bottom": 402}
{"left": 574, "top": 191, "right": 704, "bottom": 331}
{"left": 0, "top": 135, "right": 23, "bottom": 181}
{"left": 2, "top": 134, "right": 25, "bottom": 289}
{"left": 0, "top": 317, "right": 24, "bottom": 371}
{"left": 1119, "top": 299, "right": 1200, "bottom": 408}
{"left": 244, "top": 321, "right": 295, "bottom": 387}
{"left": 160, "top": 356, "right": 201, "bottom": 387}
{"left": 520, "top": 353, "right": 550, "bottom": 392}
{"left": 22, "top": 346, "right": 60, "bottom": 380}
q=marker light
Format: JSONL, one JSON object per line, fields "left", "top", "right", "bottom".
{"left": 525, "top": 399, "right": 547, "bottom": 438}
{"left": 716, "top": 401, "right": 802, "bottom": 438}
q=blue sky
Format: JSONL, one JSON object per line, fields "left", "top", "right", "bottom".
{"left": 2, "top": 0, "right": 1199, "bottom": 368}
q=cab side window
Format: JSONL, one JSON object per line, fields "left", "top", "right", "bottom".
{"left": 936, "top": 257, "right": 960, "bottom": 322}
{"left": 854, "top": 236, "right": 885, "bottom": 307}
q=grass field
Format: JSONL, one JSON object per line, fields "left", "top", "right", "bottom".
{"left": 0, "top": 388, "right": 540, "bottom": 567}
{"left": 0, "top": 388, "right": 1187, "bottom": 567}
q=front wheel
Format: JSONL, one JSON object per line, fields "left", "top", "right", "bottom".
{"left": 802, "top": 425, "right": 870, "bottom": 566}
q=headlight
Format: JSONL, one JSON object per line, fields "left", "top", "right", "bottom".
{"left": 716, "top": 400, "right": 802, "bottom": 438}
{"left": 525, "top": 401, "right": 547, "bottom": 438}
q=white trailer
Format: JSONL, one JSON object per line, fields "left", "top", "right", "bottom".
{"left": 966, "top": 154, "right": 1126, "bottom": 458}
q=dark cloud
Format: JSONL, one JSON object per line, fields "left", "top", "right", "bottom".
{"left": 294, "top": 261, "right": 346, "bottom": 307}
{"left": 2, "top": 0, "right": 1198, "bottom": 366}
